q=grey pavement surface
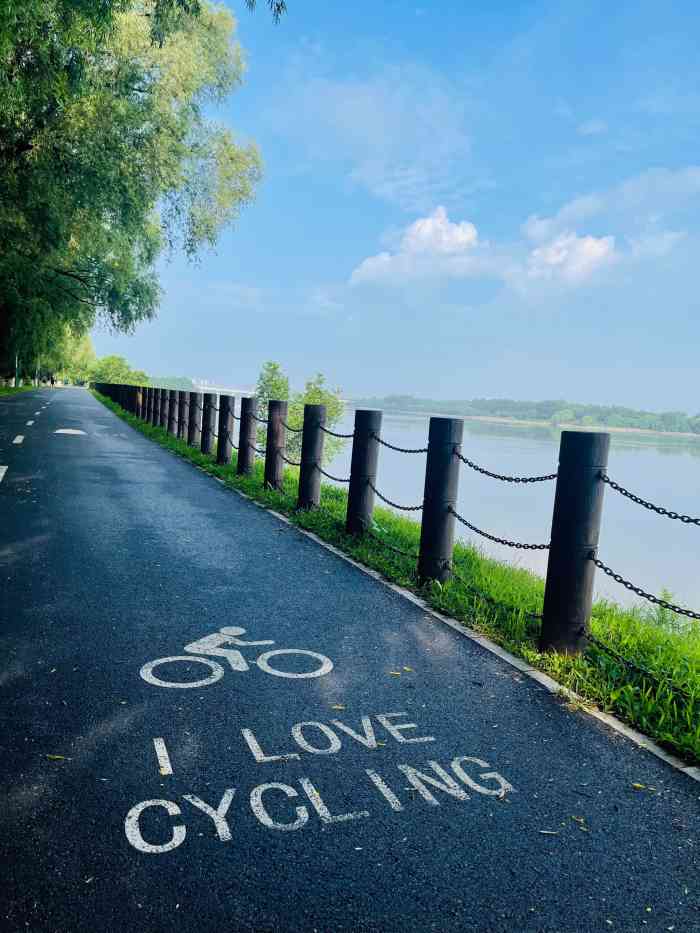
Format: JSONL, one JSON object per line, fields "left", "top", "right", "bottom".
{"left": 0, "top": 387, "right": 698, "bottom": 933}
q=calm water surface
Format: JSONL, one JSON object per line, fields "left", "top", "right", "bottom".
{"left": 324, "top": 410, "right": 700, "bottom": 612}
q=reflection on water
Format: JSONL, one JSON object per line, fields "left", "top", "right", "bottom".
{"left": 325, "top": 409, "right": 700, "bottom": 612}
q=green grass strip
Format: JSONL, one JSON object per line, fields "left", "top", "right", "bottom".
{"left": 0, "top": 385, "right": 36, "bottom": 398}
{"left": 94, "top": 391, "right": 700, "bottom": 764}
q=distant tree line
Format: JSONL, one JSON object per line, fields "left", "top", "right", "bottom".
{"left": 353, "top": 395, "right": 700, "bottom": 436}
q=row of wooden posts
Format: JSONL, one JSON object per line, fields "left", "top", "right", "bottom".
{"left": 95, "top": 382, "right": 612, "bottom": 656}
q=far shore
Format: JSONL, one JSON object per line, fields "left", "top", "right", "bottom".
{"left": 348, "top": 403, "right": 700, "bottom": 442}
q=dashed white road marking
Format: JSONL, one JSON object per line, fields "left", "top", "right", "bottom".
{"left": 12, "top": 435, "right": 24, "bottom": 445}
{"left": 26, "top": 420, "right": 34, "bottom": 426}
{"left": 153, "top": 738, "right": 173, "bottom": 776}
{"left": 0, "top": 466, "right": 7, "bottom": 484}
{"left": 54, "top": 428, "right": 86, "bottom": 436}
{"left": 34, "top": 411, "right": 41, "bottom": 416}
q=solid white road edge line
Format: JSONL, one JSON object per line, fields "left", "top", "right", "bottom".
{"left": 0, "top": 466, "right": 7, "bottom": 484}
{"left": 12, "top": 435, "right": 24, "bottom": 445}
{"left": 100, "top": 401, "right": 700, "bottom": 786}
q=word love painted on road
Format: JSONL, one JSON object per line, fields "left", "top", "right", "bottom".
{"left": 139, "top": 626, "right": 333, "bottom": 688}
{"left": 124, "top": 712, "right": 515, "bottom": 854}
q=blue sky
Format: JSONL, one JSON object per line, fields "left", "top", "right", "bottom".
{"left": 94, "top": 0, "right": 700, "bottom": 410}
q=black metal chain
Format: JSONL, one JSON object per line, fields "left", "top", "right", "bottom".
{"left": 248, "top": 443, "right": 266, "bottom": 456}
{"left": 367, "top": 480, "right": 423, "bottom": 512}
{"left": 225, "top": 430, "right": 238, "bottom": 451}
{"left": 319, "top": 425, "right": 355, "bottom": 439}
{"left": 446, "top": 560, "right": 544, "bottom": 619}
{"left": 281, "top": 420, "right": 303, "bottom": 434}
{"left": 281, "top": 453, "right": 301, "bottom": 467}
{"left": 591, "top": 555, "right": 700, "bottom": 620}
{"left": 252, "top": 413, "right": 269, "bottom": 424}
{"left": 370, "top": 432, "right": 428, "bottom": 454}
{"left": 449, "top": 507, "right": 550, "bottom": 550}
{"left": 587, "top": 633, "right": 695, "bottom": 702}
{"left": 455, "top": 449, "right": 557, "bottom": 484}
{"left": 601, "top": 473, "right": 700, "bottom": 526}
{"left": 317, "top": 466, "right": 351, "bottom": 483}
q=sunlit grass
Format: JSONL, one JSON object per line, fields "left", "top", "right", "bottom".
{"left": 0, "top": 385, "right": 34, "bottom": 397}
{"left": 95, "top": 391, "right": 700, "bottom": 764}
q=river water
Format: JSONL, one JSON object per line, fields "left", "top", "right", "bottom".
{"left": 324, "top": 409, "right": 700, "bottom": 612}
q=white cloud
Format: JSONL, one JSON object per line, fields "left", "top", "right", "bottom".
{"left": 526, "top": 232, "right": 617, "bottom": 282}
{"left": 523, "top": 166, "right": 700, "bottom": 243}
{"left": 350, "top": 206, "right": 490, "bottom": 285}
{"left": 577, "top": 119, "right": 608, "bottom": 136}
{"left": 350, "top": 166, "right": 700, "bottom": 295}
{"left": 401, "top": 206, "right": 478, "bottom": 254}
{"left": 351, "top": 206, "right": 614, "bottom": 289}
{"left": 267, "top": 65, "right": 479, "bottom": 212}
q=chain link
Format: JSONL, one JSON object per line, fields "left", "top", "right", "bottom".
{"left": 281, "top": 420, "right": 303, "bottom": 434}
{"left": 317, "top": 465, "right": 351, "bottom": 483}
{"left": 449, "top": 507, "right": 550, "bottom": 550}
{"left": 587, "top": 633, "right": 695, "bottom": 702}
{"left": 248, "top": 443, "right": 266, "bottom": 456}
{"left": 455, "top": 449, "right": 557, "bottom": 484}
{"left": 251, "top": 413, "right": 269, "bottom": 424}
{"left": 319, "top": 424, "right": 355, "bottom": 439}
{"left": 601, "top": 473, "right": 700, "bottom": 525}
{"left": 591, "top": 556, "right": 700, "bottom": 620}
{"left": 367, "top": 480, "right": 423, "bottom": 512}
{"left": 370, "top": 432, "right": 428, "bottom": 454}
{"left": 281, "top": 453, "right": 301, "bottom": 467}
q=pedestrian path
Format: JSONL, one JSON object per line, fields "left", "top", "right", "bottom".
{"left": 0, "top": 388, "right": 697, "bottom": 933}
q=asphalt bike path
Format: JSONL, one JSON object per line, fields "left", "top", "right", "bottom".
{"left": 0, "top": 388, "right": 698, "bottom": 933}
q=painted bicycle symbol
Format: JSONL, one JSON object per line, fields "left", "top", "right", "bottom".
{"left": 139, "top": 626, "right": 334, "bottom": 689}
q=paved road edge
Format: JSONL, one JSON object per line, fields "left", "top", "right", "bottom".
{"left": 209, "top": 473, "right": 700, "bottom": 786}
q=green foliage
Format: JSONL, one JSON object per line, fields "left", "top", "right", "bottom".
{"left": 149, "top": 376, "right": 195, "bottom": 390}
{"left": 90, "top": 355, "right": 148, "bottom": 386}
{"left": 0, "top": 0, "right": 261, "bottom": 377}
{"left": 255, "top": 361, "right": 346, "bottom": 462}
{"left": 355, "top": 395, "right": 700, "bottom": 436}
{"left": 42, "top": 328, "right": 97, "bottom": 384}
{"left": 98, "top": 387, "right": 700, "bottom": 764}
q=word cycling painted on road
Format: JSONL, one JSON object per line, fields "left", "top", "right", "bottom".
{"left": 124, "top": 711, "right": 515, "bottom": 854}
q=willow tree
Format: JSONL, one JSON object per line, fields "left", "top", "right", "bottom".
{"left": 0, "top": 0, "right": 261, "bottom": 379}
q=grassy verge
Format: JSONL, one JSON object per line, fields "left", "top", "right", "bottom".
{"left": 0, "top": 385, "right": 35, "bottom": 398}
{"left": 94, "top": 391, "right": 700, "bottom": 764}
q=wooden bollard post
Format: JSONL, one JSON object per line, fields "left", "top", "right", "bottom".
{"left": 135, "top": 386, "right": 143, "bottom": 419}
{"left": 188, "top": 392, "right": 202, "bottom": 447}
{"left": 159, "top": 388, "right": 169, "bottom": 428}
{"left": 418, "top": 417, "right": 463, "bottom": 583}
{"left": 167, "top": 389, "right": 179, "bottom": 436}
{"left": 237, "top": 397, "right": 256, "bottom": 475}
{"left": 201, "top": 393, "right": 217, "bottom": 455}
{"left": 151, "top": 388, "right": 160, "bottom": 427}
{"left": 217, "top": 394, "right": 235, "bottom": 465}
{"left": 539, "top": 431, "right": 610, "bottom": 655}
{"left": 177, "top": 391, "right": 188, "bottom": 441}
{"left": 346, "top": 409, "right": 382, "bottom": 535}
{"left": 145, "top": 387, "right": 152, "bottom": 423}
{"left": 264, "top": 400, "right": 287, "bottom": 490}
{"left": 297, "top": 404, "right": 326, "bottom": 510}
